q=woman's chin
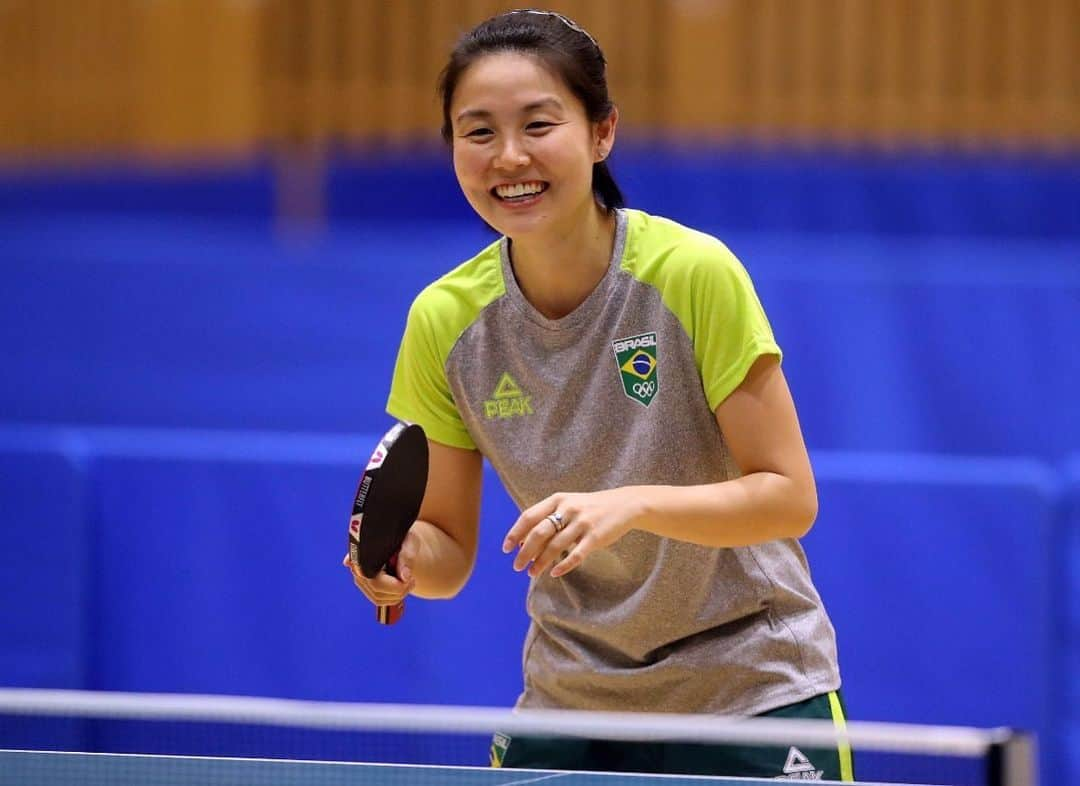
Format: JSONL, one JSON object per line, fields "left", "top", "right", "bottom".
{"left": 483, "top": 208, "right": 552, "bottom": 239}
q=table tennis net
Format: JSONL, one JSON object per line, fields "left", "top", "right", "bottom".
{"left": 0, "top": 689, "right": 1034, "bottom": 786}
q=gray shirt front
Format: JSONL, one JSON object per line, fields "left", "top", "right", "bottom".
{"left": 388, "top": 209, "right": 841, "bottom": 715}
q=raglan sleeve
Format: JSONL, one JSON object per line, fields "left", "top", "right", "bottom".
{"left": 385, "top": 292, "right": 477, "bottom": 450}
{"left": 689, "top": 242, "right": 782, "bottom": 412}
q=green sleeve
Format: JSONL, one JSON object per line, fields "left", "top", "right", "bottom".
{"left": 627, "top": 217, "right": 781, "bottom": 412}
{"left": 689, "top": 244, "right": 782, "bottom": 411}
{"left": 386, "top": 294, "right": 477, "bottom": 450}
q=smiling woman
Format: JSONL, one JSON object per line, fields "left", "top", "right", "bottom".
{"left": 444, "top": 48, "right": 617, "bottom": 314}
{"left": 345, "top": 9, "right": 851, "bottom": 782}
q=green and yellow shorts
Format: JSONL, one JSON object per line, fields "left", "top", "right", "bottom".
{"left": 490, "top": 690, "right": 855, "bottom": 781}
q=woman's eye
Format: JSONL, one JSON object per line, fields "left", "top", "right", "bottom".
{"left": 526, "top": 122, "right": 553, "bottom": 131}
{"left": 465, "top": 128, "right": 493, "bottom": 139}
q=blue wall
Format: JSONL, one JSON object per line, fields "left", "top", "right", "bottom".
{"left": 1, "top": 148, "right": 1078, "bottom": 781}
{"left": 3, "top": 217, "right": 1077, "bottom": 457}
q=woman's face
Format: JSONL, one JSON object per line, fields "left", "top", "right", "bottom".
{"left": 448, "top": 51, "right": 614, "bottom": 240}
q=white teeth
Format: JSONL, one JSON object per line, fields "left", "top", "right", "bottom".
{"left": 496, "top": 182, "right": 544, "bottom": 199}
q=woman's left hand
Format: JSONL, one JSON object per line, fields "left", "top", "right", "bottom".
{"left": 502, "top": 487, "right": 647, "bottom": 578}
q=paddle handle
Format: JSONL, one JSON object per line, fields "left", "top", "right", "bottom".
{"left": 376, "top": 553, "right": 406, "bottom": 625}
{"left": 377, "top": 603, "right": 404, "bottom": 625}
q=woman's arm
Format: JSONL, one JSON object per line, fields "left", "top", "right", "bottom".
{"left": 347, "top": 439, "right": 483, "bottom": 603}
{"left": 505, "top": 354, "right": 817, "bottom": 578}
{"left": 633, "top": 353, "right": 817, "bottom": 545}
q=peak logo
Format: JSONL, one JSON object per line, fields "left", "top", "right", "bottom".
{"left": 483, "top": 372, "right": 534, "bottom": 420}
{"left": 776, "top": 747, "right": 823, "bottom": 780}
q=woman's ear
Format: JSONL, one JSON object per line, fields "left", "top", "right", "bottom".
{"left": 594, "top": 106, "right": 618, "bottom": 162}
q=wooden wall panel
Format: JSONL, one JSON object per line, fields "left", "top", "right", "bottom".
{"left": 0, "top": 0, "right": 1074, "bottom": 158}
{"left": 837, "top": 0, "right": 876, "bottom": 144}
{"left": 132, "top": 0, "right": 195, "bottom": 151}
{"left": 1001, "top": 0, "right": 1032, "bottom": 145}
{"left": 1044, "top": 0, "right": 1078, "bottom": 148}
{"left": 129, "top": 0, "right": 260, "bottom": 154}
{"left": 876, "top": 0, "right": 910, "bottom": 146}
{"left": 663, "top": 0, "right": 736, "bottom": 134}
{"left": 0, "top": 1, "right": 34, "bottom": 150}
{"left": 791, "top": 0, "right": 827, "bottom": 142}
{"left": 608, "top": 0, "right": 659, "bottom": 130}
{"left": 912, "top": 0, "right": 946, "bottom": 145}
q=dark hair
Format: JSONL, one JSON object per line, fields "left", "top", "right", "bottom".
{"left": 437, "top": 9, "right": 624, "bottom": 211}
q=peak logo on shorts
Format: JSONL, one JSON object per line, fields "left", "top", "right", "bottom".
{"left": 777, "top": 747, "right": 823, "bottom": 780}
{"left": 484, "top": 372, "right": 534, "bottom": 420}
{"left": 612, "top": 332, "right": 658, "bottom": 407}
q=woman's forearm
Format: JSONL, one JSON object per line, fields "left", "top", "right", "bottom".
{"left": 634, "top": 472, "right": 818, "bottom": 548}
{"left": 408, "top": 519, "right": 476, "bottom": 599}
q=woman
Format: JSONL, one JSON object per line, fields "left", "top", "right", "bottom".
{"left": 347, "top": 9, "right": 851, "bottom": 780}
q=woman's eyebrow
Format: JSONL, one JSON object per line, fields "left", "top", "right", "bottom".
{"left": 522, "top": 98, "right": 564, "bottom": 113}
{"left": 454, "top": 108, "right": 493, "bottom": 124}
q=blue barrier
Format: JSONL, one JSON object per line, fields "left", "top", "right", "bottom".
{"left": 0, "top": 161, "right": 276, "bottom": 225}
{"left": 10, "top": 427, "right": 528, "bottom": 707}
{"left": 3, "top": 148, "right": 1078, "bottom": 240}
{"left": 0, "top": 434, "right": 89, "bottom": 694}
{"left": 1063, "top": 457, "right": 1080, "bottom": 786}
{"left": 806, "top": 452, "right": 1060, "bottom": 780}
{"left": 3, "top": 219, "right": 1078, "bottom": 460}
{"left": 0, "top": 425, "right": 1070, "bottom": 781}
{"left": 89, "top": 445, "right": 526, "bottom": 706}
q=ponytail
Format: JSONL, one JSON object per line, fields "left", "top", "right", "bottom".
{"left": 593, "top": 161, "right": 624, "bottom": 210}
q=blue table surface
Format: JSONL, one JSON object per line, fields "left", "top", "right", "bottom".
{"left": 0, "top": 750, "right": 916, "bottom": 785}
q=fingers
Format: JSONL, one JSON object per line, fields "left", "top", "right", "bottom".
{"left": 342, "top": 552, "right": 414, "bottom": 607}
{"left": 396, "top": 532, "right": 420, "bottom": 585}
{"left": 527, "top": 525, "right": 582, "bottom": 578}
{"left": 549, "top": 542, "right": 587, "bottom": 578}
{"left": 512, "top": 510, "right": 562, "bottom": 572}
{"left": 507, "top": 501, "right": 588, "bottom": 578}
{"left": 503, "top": 494, "right": 561, "bottom": 554}
{"left": 505, "top": 491, "right": 616, "bottom": 579}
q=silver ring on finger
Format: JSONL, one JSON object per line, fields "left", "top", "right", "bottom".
{"left": 546, "top": 512, "right": 566, "bottom": 533}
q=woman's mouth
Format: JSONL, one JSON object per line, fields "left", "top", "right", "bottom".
{"left": 492, "top": 181, "right": 548, "bottom": 203}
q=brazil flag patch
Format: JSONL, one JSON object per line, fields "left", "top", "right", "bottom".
{"left": 612, "top": 331, "right": 659, "bottom": 407}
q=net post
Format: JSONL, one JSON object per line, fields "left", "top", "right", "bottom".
{"left": 986, "top": 730, "right": 1037, "bottom": 786}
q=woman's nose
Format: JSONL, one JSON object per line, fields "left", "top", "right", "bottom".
{"left": 494, "top": 136, "right": 530, "bottom": 169}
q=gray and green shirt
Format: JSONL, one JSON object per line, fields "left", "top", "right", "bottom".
{"left": 387, "top": 208, "right": 840, "bottom": 715}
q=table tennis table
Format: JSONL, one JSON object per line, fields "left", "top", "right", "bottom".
{"left": 0, "top": 749, "right": 929, "bottom": 785}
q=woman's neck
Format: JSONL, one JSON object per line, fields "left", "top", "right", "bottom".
{"left": 508, "top": 203, "right": 617, "bottom": 320}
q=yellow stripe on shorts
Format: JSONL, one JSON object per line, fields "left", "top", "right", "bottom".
{"left": 828, "top": 691, "right": 855, "bottom": 782}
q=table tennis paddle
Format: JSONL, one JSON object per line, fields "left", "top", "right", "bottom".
{"left": 348, "top": 421, "right": 428, "bottom": 625}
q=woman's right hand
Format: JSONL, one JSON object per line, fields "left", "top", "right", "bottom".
{"left": 342, "top": 528, "right": 419, "bottom": 608}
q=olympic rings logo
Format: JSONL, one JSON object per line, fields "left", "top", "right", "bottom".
{"left": 632, "top": 381, "right": 656, "bottom": 398}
